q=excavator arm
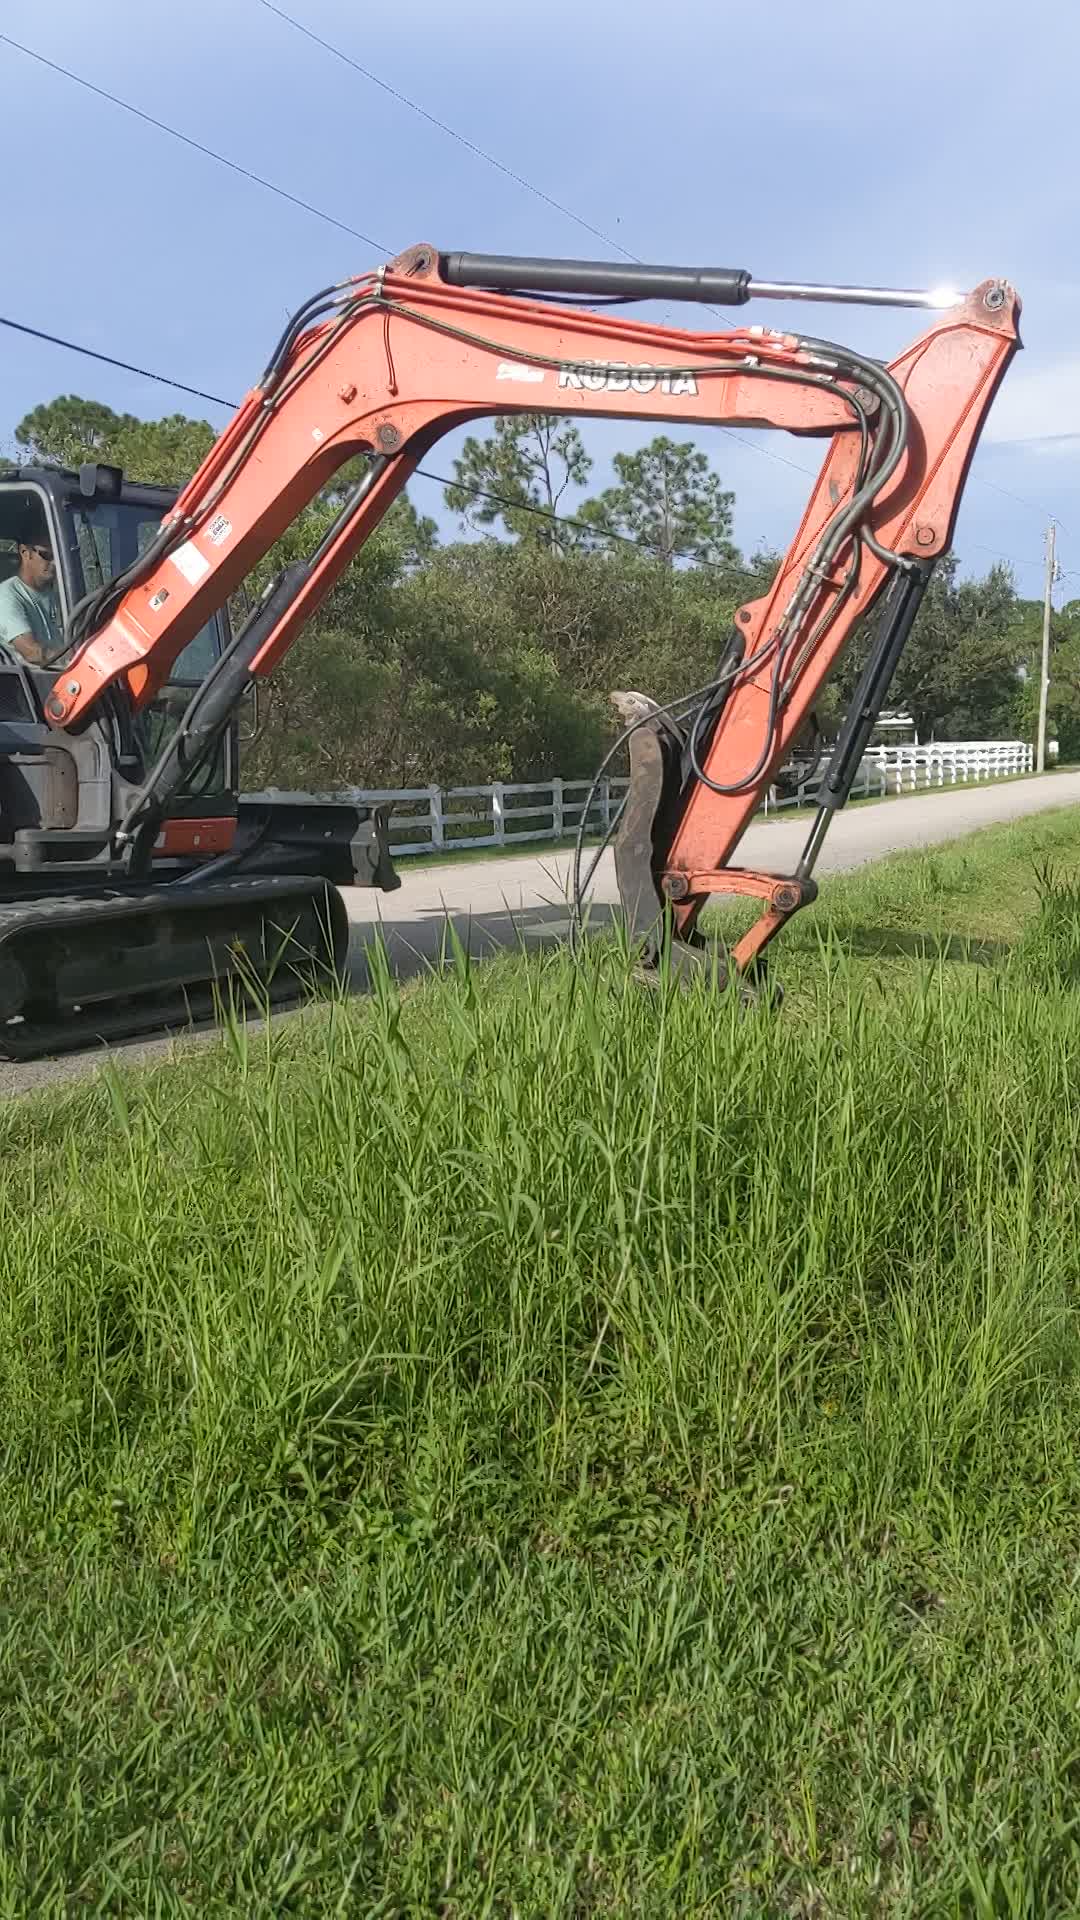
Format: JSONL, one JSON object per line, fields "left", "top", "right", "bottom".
{"left": 44, "top": 244, "right": 1021, "bottom": 979}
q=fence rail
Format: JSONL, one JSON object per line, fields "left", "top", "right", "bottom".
{"left": 278, "top": 740, "right": 1034, "bottom": 858}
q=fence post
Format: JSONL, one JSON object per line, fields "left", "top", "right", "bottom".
{"left": 492, "top": 781, "right": 506, "bottom": 846}
{"left": 428, "top": 785, "right": 444, "bottom": 851}
{"left": 551, "top": 776, "right": 564, "bottom": 840}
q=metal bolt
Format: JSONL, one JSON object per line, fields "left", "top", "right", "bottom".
{"left": 377, "top": 423, "right": 401, "bottom": 452}
{"left": 984, "top": 285, "right": 1006, "bottom": 311}
{"left": 66, "top": 681, "right": 80, "bottom": 694}
{"left": 915, "top": 525, "right": 936, "bottom": 548}
{"left": 338, "top": 383, "right": 357, "bottom": 404}
{"left": 774, "top": 883, "right": 801, "bottom": 913}
{"left": 739, "top": 609, "right": 752, "bottom": 625}
{"left": 663, "top": 873, "right": 690, "bottom": 901}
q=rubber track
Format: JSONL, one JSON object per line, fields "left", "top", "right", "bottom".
{"left": 0, "top": 874, "right": 347, "bottom": 1061}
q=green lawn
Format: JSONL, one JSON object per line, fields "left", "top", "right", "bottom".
{"left": 6, "top": 809, "right": 1080, "bottom": 1913}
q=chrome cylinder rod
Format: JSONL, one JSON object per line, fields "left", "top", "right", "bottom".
{"left": 749, "top": 279, "right": 964, "bottom": 310}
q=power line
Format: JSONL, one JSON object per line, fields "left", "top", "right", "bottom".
{"left": 247, "top": 0, "right": 825, "bottom": 490}
{"left": 3, "top": 308, "right": 1065, "bottom": 590}
{"left": 3, "top": 21, "right": 802, "bottom": 498}
{"left": 255, "top": 6, "right": 822, "bottom": 485}
{"left": 255, "top": 0, "right": 636, "bottom": 262}
{"left": 0, "top": 34, "right": 388, "bottom": 251}
{"left": 0, "top": 312, "right": 763, "bottom": 580}
{"left": 968, "top": 470, "right": 1072, "bottom": 537}
{"left": 256, "top": 1, "right": 1077, "bottom": 520}
{"left": 0, "top": 315, "right": 235, "bottom": 411}
{"left": 967, "top": 540, "right": 1047, "bottom": 573}
{"left": 5, "top": 307, "right": 1053, "bottom": 587}
{"left": 417, "top": 472, "right": 763, "bottom": 579}
{"left": 8, "top": 26, "right": 1069, "bottom": 531}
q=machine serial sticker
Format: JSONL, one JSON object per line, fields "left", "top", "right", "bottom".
{"left": 169, "top": 540, "right": 211, "bottom": 585}
{"left": 207, "top": 514, "right": 232, "bottom": 546}
{"left": 496, "top": 362, "right": 545, "bottom": 384}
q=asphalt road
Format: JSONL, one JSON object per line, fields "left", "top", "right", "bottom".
{"left": 6, "top": 771, "right": 1080, "bottom": 1100}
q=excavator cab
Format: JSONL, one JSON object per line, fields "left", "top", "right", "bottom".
{"left": 0, "top": 464, "right": 235, "bottom": 859}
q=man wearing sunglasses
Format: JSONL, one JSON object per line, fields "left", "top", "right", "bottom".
{"left": 0, "top": 518, "right": 61, "bottom": 666}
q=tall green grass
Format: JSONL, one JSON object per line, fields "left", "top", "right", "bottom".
{"left": 5, "top": 815, "right": 1080, "bottom": 1912}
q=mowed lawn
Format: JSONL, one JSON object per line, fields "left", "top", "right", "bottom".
{"left": 5, "top": 810, "right": 1080, "bottom": 1915}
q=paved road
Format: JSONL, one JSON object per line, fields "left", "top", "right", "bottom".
{"left": 6, "top": 772, "right": 1080, "bottom": 1099}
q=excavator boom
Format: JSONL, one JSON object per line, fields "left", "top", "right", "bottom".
{"left": 39, "top": 244, "right": 1021, "bottom": 995}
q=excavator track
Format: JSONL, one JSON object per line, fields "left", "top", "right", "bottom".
{"left": 0, "top": 875, "right": 349, "bottom": 1061}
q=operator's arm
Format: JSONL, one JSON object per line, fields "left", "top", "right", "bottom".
{"left": 0, "top": 582, "right": 45, "bottom": 665}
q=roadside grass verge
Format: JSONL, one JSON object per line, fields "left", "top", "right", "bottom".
{"left": 4, "top": 810, "right": 1080, "bottom": 1911}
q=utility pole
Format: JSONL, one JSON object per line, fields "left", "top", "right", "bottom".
{"left": 1037, "top": 519, "right": 1057, "bottom": 774}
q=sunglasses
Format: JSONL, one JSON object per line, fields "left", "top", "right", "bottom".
{"left": 27, "top": 546, "right": 53, "bottom": 562}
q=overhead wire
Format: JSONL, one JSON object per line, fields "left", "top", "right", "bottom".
{"left": 971, "top": 472, "right": 1071, "bottom": 534}
{"left": 251, "top": 0, "right": 1075, "bottom": 527}
{"left": 6, "top": 15, "right": 1072, "bottom": 934}
{"left": 0, "top": 311, "right": 773, "bottom": 582}
{"left": 0, "top": 314, "right": 235, "bottom": 411}
{"left": 5, "top": 24, "right": 1070, "bottom": 529}
{"left": 251, "top": 1, "right": 833, "bottom": 487}
{"left": 254, "top": 0, "right": 638, "bottom": 263}
{"left": 0, "top": 34, "right": 388, "bottom": 249}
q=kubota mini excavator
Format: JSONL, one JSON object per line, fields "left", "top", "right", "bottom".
{"left": 0, "top": 246, "right": 1021, "bottom": 1058}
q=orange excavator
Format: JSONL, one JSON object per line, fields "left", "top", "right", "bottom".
{"left": 0, "top": 246, "right": 1020, "bottom": 1056}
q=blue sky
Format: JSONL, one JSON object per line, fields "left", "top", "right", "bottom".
{"left": 2, "top": 0, "right": 1078, "bottom": 601}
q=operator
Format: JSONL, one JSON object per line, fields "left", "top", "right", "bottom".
{"left": 0, "top": 517, "right": 61, "bottom": 666}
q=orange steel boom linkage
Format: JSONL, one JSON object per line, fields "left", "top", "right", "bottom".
{"left": 45, "top": 244, "right": 1021, "bottom": 977}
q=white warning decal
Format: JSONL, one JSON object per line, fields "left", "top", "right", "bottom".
{"left": 496, "top": 361, "right": 545, "bottom": 384}
{"left": 169, "top": 540, "right": 210, "bottom": 586}
{"left": 207, "top": 514, "right": 232, "bottom": 546}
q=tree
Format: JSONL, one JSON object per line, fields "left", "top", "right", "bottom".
{"left": 444, "top": 415, "right": 592, "bottom": 549}
{"left": 576, "top": 435, "right": 737, "bottom": 569}
{"left": 15, "top": 400, "right": 438, "bottom": 561}
{"left": 830, "top": 555, "right": 1024, "bottom": 743}
{"left": 1011, "top": 594, "right": 1080, "bottom": 759}
{"left": 16, "top": 395, "right": 216, "bottom": 489}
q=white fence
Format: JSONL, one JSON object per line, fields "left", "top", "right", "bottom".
{"left": 765, "top": 740, "right": 1034, "bottom": 814}
{"left": 320, "top": 740, "right": 1034, "bottom": 857}
{"left": 358, "top": 776, "right": 631, "bottom": 856}
{"left": 865, "top": 740, "right": 1032, "bottom": 792}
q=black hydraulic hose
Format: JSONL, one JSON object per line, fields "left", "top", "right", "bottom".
{"left": 814, "top": 562, "right": 934, "bottom": 816}
{"left": 259, "top": 280, "right": 351, "bottom": 384}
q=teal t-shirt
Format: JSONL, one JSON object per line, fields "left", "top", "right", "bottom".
{"left": 0, "top": 575, "right": 59, "bottom": 660}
